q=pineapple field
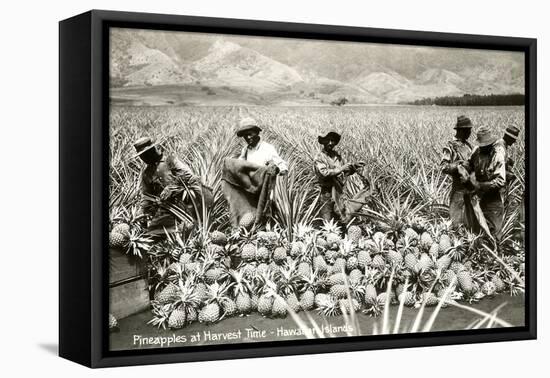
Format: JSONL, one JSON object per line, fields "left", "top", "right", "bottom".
{"left": 108, "top": 104, "right": 526, "bottom": 347}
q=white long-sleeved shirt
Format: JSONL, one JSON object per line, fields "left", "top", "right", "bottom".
{"left": 238, "top": 141, "right": 288, "bottom": 173}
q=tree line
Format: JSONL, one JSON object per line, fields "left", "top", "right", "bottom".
{"left": 407, "top": 93, "right": 525, "bottom": 106}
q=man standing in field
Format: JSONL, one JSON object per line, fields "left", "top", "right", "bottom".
{"left": 221, "top": 117, "right": 288, "bottom": 229}
{"left": 441, "top": 115, "right": 474, "bottom": 227}
{"left": 499, "top": 125, "right": 521, "bottom": 182}
{"left": 236, "top": 117, "right": 288, "bottom": 176}
{"left": 464, "top": 126, "right": 507, "bottom": 238}
{"left": 133, "top": 137, "right": 213, "bottom": 236}
{"left": 314, "top": 131, "right": 365, "bottom": 222}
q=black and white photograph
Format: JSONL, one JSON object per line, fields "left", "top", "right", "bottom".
{"left": 107, "top": 26, "right": 528, "bottom": 352}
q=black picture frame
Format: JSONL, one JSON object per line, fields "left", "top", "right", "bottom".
{"left": 59, "top": 9, "right": 537, "bottom": 368}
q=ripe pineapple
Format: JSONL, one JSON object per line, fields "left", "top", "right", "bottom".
{"left": 357, "top": 250, "right": 371, "bottom": 268}
{"left": 300, "top": 290, "right": 315, "bottom": 311}
{"left": 290, "top": 241, "right": 305, "bottom": 258}
{"left": 179, "top": 252, "right": 193, "bottom": 264}
{"left": 371, "top": 254, "right": 386, "bottom": 269}
{"left": 241, "top": 243, "right": 257, "bottom": 262}
{"left": 297, "top": 262, "right": 311, "bottom": 277}
{"left": 457, "top": 270, "right": 474, "bottom": 293}
{"left": 155, "top": 283, "right": 180, "bottom": 305}
{"left": 198, "top": 303, "right": 220, "bottom": 323}
{"left": 347, "top": 225, "right": 362, "bottom": 243}
{"left": 436, "top": 255, "right": 452, "bottom": 271}
{"left": 168, "top": 307, "right": 187, "bottom": 329}
{"left": 286, "top": 293, "right": 301, "bottom": 313}
{"left": 313, "top": 255, "right": 328, "bottom": 273}
{"left": 429, "top": 243, "right": 440, "bottom": 259}
{"left": 112, "top": 223, "right": 130, "bottom": 237}
{"left": 349, "top": 269, "right": 363, "bottom": 284}
{"left": 272, "top": 297, "right": 288, "bottom": 317}
{"left": 330, "top": 284, "right": 349, "bottom": 299}
{"left": 108, "top": 313, "right": 118, "bottom": 330}
{"left": 420, "top": 292, "right": 439, "bottom": 307}
{"left": 205, "top": 266, "right": 223, "bottom": 284}
{"left": 450, "top": 261, "right": 465, "bottom": 274}
{"left": 333, "top": 258, "right": 347, "bottom": 273}
{"left": 404, "top": 253, "right": 418, "bottom": 271}
{"left": 210, "top": 231, "right": 227, "bottom": 246}
{"left": 387, "top": 250, "right": 403, "bottom": 266}
{"left": 327, "top": 273, "right": 346, "bottom": 286}
{"left": 419, "top": 232, "right": 433, "bottom": 250}
{"left": 256, "top": 246, "right": 270, "bottom": 261}
{"left": 438, "top": 234, "right": 452, "bottom": 254}
{"left": 221, "top": 298, "right": 238, "bottom": 317}
{"left": 250, "top": 294, "right": 259, "bottom": 311}
{"left": 257, "top": 295, "right": 274, "bottom": 316}
{"left": 416, "top": 253, "right": 434, "bottom": 271}
{"left": 273, "top": 247, "right": 287, "bottom": 264}
{"left": 109, "top": 232, "right": 127, "bottom": 249}
{"left": 492, "top": 275, "right": 506, "bottom": 292}
{"left": 239, "top": 212, "right": 255, "bottom": 229}
{"left": 235, "top": 293, "right": 252, "bottom": 314}
{"left": 316, "top": 236, "right": 328, "bottom": 250}
{"left": 398, "top": 291, "right": 416, "bottom": 307}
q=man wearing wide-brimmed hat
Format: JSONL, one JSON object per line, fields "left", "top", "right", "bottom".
{"left": 314, "top": 131, "right": 365, "bottom": 222}
{"left": 236, "top": 117, "right": 288, "bottom": 175}
{"left": 441, "top": 115, "right": 474, "bottom": 227}
{"left": 464, "top": 126, "right": 507, "bottom": 238}
{"left": 133, "top": 137, "right": 212, "bottom": 236}
{"left": 498, "top": 125, "right": 521, "bottom": 180}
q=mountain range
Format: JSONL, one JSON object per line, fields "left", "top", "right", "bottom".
{"left": 110, "top": 28, "right": 524, "bottom": 105}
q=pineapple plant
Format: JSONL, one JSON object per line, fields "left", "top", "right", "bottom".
{"left": 229, "top": 269, "right": 253, "bottom": 314}
{"left": 322, "top": 219, "right": 342, "bottom": 250}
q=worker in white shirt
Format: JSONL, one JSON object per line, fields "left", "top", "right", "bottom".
{"left": 236, "top": 117, "right": 288, "bottom": 176}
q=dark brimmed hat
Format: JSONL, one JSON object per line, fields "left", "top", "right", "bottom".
{"left": 504, "top": 125, "right": 520, "bottom": 141}
{"left": 476, "top": 126, "right": 498, "bottom": 147}
{"left": 132, "top": 137, "right": 161, "bottom": 159}
{"left": 318, "top": 131, "right": 341, "bottom": 145}
{"left": 236, "top": 117, "right": 262, "bottom": 137}
{"left": 454, "top": 115, "right": 473, "bottom": 129}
